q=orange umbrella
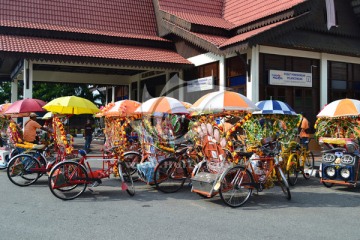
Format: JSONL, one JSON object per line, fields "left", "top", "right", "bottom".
{"left": 190, "top": 90, "right": 258, "bottom": 113}
{"left": 182, "top": 101, "right": 192, "bottom": 109}
{"left": 135, "top": 97, "right": 189, "bottom": 115}
{"left": 0, "top": 103, "right": 11, "bottom": 115}
{"left": 103, "top": 100, "right": 141, "bottom": 117}
{"left": 317, "top": 98, "right": 360, "bottom": 118}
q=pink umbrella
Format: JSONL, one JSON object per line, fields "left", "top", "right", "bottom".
{"left": 4, "top": 98, "right": 46, "bottom": 115}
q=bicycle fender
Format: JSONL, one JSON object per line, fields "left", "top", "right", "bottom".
{"left": 286, "top": 153, "right": 297, "bottom": 171}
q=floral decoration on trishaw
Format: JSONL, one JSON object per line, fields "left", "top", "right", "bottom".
{"left": 133, "top": 96, "right": 190, "bottom": 184}
{"left": 102, "top": 99, "right": 141, "bottom": 176}
{"left": 188, "top": 90, "right": 258, "bottom": 200}
{"left": 315, "top": 98, "right": 360, "bottom": 188}
{"left": 244, "top": 100, "right": 309, "bottom": 187}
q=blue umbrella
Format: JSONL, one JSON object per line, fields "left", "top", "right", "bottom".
{"left": 254, "top": 100, "right": 297, "bottom": 115}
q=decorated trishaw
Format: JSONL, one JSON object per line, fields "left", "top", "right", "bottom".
{"left": 188, "top": 94, "right": 294, "bottom": 207}
{"left": 315, "top": 98, "right": 360, "bottom": 188}
{"left": 0, "top": 106, "right": 12, "bottom": 169}
{"left": 46, "top": 96, "right": 135, "bottom": 200}
{"left": 101, "top": 99, "right": 141, "bottom": 175}
{"left": 130, "top": 96, "right": 191, "bottom": 189}
{"left": 188, "top": 91, "right": 260, "bottom": 206}
{"left": 245, "top": 100, "right": 313, "bottom": 186}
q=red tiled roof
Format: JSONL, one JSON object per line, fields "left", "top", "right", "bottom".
{"left": 0, "top": 35, "right": 191, "bottom": 65}
{"left": 161, "top": 11, "right": 234, "bottom": 29}
{"left": 159, "top": 0, "right": 305, "bottom": 29}
{"left": 166, "top": 17, "right": 295, "bottom": 48}
{"left": 159, "top": 0, "right": 224, "bottom": 18}
{"left": 0, "top": 0, "right": 163, "bottom": 41}
{"left": 222, "top": 0, "right": 305, "bottom": 27}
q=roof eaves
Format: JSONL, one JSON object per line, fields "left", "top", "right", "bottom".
{"left": 221, "top": 12, "right": 311, "bottom": 54}
{"left": 162, "top": 19, "right": 224, "bottom": 55}
{"left": 0, "top": 19, "right": 168, "bottom": 42}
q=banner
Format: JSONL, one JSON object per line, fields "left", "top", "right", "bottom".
{"left": 269, "top": 70, "right": 312, "bottom": 87}
{"left": 187, "top": 76, "right": 213, "bottom": 92}
{"left": 325, "top": 0, "right": 336, "bottom": 30}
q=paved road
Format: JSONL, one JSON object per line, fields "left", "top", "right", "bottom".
{"left": 1, "top": 136, "right": 359, "bottom": 239}
{"left": 1, "top": 160, "right": 360, "bottom": 240}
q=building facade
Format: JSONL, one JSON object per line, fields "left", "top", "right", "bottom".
{"left": 1, "top": 0, "right": 360, "bottom": 125}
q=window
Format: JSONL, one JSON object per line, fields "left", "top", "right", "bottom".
{"left": 226, "top": 55, "right": 247, "bottom": 95}
{"left": 328, "top": 61, "right": 360, "bottom": 101}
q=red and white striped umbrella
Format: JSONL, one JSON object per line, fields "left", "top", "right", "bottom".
{"left": 317, "top": 98, "right": 360, "bottom": 118}
{"left": 135, "top": 97, "right": 189, "bottom": 115}
{"left": 190, "top": 91, "right": 258, "bottom": 113}
{"left": 103, "top": 100, "right": 141, "bottom": 117}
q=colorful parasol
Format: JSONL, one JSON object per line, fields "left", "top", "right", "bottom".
{"left": 190, "top": 91, "right": 258, "bottom": 114}
{"left": 103, "top": 100, "right": 141, "bottom": 117}
{"left": 316, "top": 98, "right": 360, "bottom": 118}
{"left": 135, "top": 97, "right": 189, "bottom": 115}
{"left": 254, "top": 100, "right": 297, "bottom": 115}
{"left": 182, "top": 101, "right": 192, "bottom": 109}
{"left": 0, "top": 103, "right": 11, "bottom": 116}
{"left": 43, "top": 96, "right": 100, "bottom": 115}
{"left": 4, "top": 98, "right": 46, "bottom": 115}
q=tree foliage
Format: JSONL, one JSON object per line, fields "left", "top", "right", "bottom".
{"left": 0, "top": 82, "right": 11, "bottom": 103}
{"left": 0, "top": 82, "right": 104, "bottom": 106}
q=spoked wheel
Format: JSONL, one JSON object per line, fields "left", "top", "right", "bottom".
{"left": 123, "top": 152, "right": 141, "bottom": 176}
{"left": 154, "top": 157, "right": 187, "bottom": 193}
{"left": 302, "top": 151, "right": 315, "bottom": 179}
{"left": 7, "top": 154, "right": 41, "bottom": 186}
{"left": 48, "top": 161, "right": 88, "bottom": 200}
{"left": 287, "top": 155, "right": 299, "bottom": 186}
{"left": 219, "top": 166, "right": 254, "bottom": 208}
{"left": 118, "top": 162, "right": 135, "bottom": 196}
{"left": 275, "top": 166, "right": 291, "bottom": 200}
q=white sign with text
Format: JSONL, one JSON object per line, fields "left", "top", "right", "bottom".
{"left": 269, "top": 70, "right": 312, "bottom": 87}
{"left": 187, "top": 76, "right": 214, "bottom": 92}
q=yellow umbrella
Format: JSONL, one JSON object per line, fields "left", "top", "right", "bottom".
{"left": 43, "top": 96, "right": 100, "bottom": 115}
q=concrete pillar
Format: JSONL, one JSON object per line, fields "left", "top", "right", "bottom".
{"left": 219, "top": 56, "right": 226, "bottom": 91}
{"left": 11, "top": 79, "right": 18, "bottom": 103}
{"left": 128, "top": 84, "right": 132, "bottom": 100}
{"left": 320, "top": 53, "right": 328, "bottom": 108}
{"left": 111, "top": 86, "right": 115, "bottom": 102}
{"left": 137, "top": 76, "right": 140, "bottom": 102}
{"left": 179, "top": 71, "right": 184, "bottom": 101}
{"left": 247, "top": 45, "right": 260, "bottom": 102}
{"left": 105, "top": 87, "right": 109, "bottom": 105}
{"left": 23, "top": 60, "right": 33, "bottom": 99}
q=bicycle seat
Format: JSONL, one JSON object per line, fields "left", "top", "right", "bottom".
{"left": 79, "top": 149, "right": 87, "bottom": 156}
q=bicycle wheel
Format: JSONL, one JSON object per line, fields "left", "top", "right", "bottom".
{"left": 48, "top": 161, "right": 88, "bottom": 200}
{"left": 219, "top": 166, "right": 253, "bottom": 208}
{"left": 154, "top": 157, "right": 187, "bottom": 193}
{"left": 118, "top": 162, "right": 135, "bottom": 196}
{"left": 275, "top": 166, "right": 291, "bottom": 200}
{"left": 287, "top": 154, "right": 299, "bottom": 186}
{"left": 322, "top": 181, "right": 334, "bottom": 188}
{"left": 123, "top": 151, "right": 141, "bottom": 176}
{"left": 7, "top": 154, "right": 41, "bottom": 186}
{"left": 302, "top": 151, "right": 315, "bottom": 179}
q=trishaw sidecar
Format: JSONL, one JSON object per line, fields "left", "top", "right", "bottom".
{"left": 319, "top": 137, "right": 360, "bottom": 187}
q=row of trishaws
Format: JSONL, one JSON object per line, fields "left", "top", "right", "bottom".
{"left": 0, "top": 92, "right": 359, "bottom": 207}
